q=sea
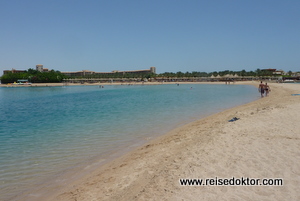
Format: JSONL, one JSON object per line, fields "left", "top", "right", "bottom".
{"left": 0, "top": 83, "right": 258, "bottom": 200}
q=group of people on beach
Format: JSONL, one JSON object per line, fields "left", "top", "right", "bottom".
{"left": 258, "top": 81, "right": 271, "bottom": 97}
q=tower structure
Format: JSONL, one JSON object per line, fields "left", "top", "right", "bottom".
{"left": 150, "top": 67, "right": 156, "bottom": 74}
{"left": 36, "top": 64, "right": 43, "bottom": 72}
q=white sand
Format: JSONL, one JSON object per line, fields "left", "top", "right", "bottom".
{"left": 19, "top": 82, "right": 300, "bottom": 201}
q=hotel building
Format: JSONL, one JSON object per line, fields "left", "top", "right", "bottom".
{"left": 61, "top": 67, "right": 156, "bottom": 77}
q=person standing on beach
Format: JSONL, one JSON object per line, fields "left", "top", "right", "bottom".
{"left": 264, "top": 83, "right": 271, "bottom": 96}
{"left": 259, "top": 81, "right": 265, "bottom": 97}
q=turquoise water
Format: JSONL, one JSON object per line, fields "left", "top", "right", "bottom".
{"left": 0, "top": 84, "right": 258, "bottom": 200}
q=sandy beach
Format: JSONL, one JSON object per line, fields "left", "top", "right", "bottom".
{"left": 17, "top": 82, "right": 300, "bottom": 201}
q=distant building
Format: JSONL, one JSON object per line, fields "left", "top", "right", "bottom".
{"left": 261, "top": 68, "right": 286, "bottom": 75}
{"left": 3, "top": 68, "right": 26, "bottom": 75}
{"left": 292, "top": 72, "right": 300, "bottom": 76}
{"left": 261, "top": 68, "right": 277, "bottom": 73}
{"left": 150, "top": 67, "right": 156, "bottom": 74}
{"left": 2, "top": 66, "right": 156, "bottom": 77}
{"left": 61, "top": 67, "right": 156, "bottom": 77}
{"left": 273, "top": 69, "right": 285, "bottom": 75}
{"left": 62, "top": 70, "right": 98, "bottom": 77}
{"left": 36, "top": 64, "right": 43, "bottom": 72}
{"left": 3, "top": 64, "right": 49, "bottom": 75}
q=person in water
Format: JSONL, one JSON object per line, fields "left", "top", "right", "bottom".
{"left": 264, "top": 83, "right": 271, "bottom": 96}
{"left": 258, "top": 81, "right": 265, "bottom": 97}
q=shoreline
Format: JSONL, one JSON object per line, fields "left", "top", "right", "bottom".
{"left": 0, "top": 80, "right": 259, "bottom": 87}
{"left": 12, "top": 82, "right": 300, "bottom": 200}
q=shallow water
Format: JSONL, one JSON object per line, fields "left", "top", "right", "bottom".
{"left": 0, "top": 84, "right": 258, "bottom": 200}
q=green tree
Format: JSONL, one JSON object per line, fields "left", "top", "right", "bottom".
{"left": 240, "top": 69, "right": 246, "bottom": 76}
{"left": 255, "top": 68, "right": 262, "bottom": 77}
{"left": 0, "top": 69, "right": 67, "bottom": 84}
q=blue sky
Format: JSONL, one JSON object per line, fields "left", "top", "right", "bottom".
{"left": 0, "top": 0, "right": 299, "bottom": 75}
